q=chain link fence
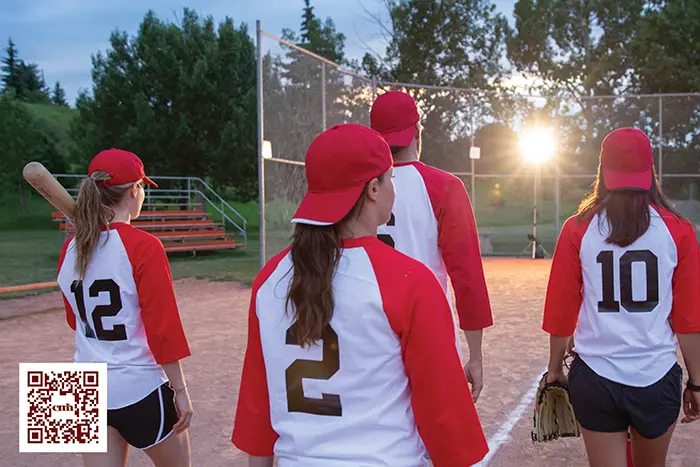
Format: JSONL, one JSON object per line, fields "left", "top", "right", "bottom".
{"left": 256, "top": 22, "right": 700, "bottom": 264}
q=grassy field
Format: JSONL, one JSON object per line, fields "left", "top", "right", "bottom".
{"left": 2, "top": 183, "right": 697, "bottom": 296}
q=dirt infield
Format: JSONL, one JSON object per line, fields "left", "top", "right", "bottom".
{"left": 1, "top": 259, "right": 698, "bottom": 466}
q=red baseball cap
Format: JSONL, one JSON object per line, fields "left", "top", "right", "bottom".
{"left": 600, "top": 128, "right": 654, "bottom": 191}
{"left": 88, "top": 148, "right": 158, "bottom": 187}
{"left": 370, "top": 91, "right": 420, "bottom": 147}
{"left": 291, "top": 124, "right": 393, "bottom": 226}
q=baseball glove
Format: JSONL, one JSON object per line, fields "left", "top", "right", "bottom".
{"left": 531, "top": 370, "right": 580, "bottom": 443}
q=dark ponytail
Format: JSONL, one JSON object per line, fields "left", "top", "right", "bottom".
{"left": 285, "top": 179, "right": 382, "bottom": 348}
{"left": 285, "top": 223, "right": 343, "bottom": 348}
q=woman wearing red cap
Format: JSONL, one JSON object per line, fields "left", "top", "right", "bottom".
{"left": 542, "top": 128, "right": 700, "bottom": 467}
{"left": 57, "top": 149, "right": 193, "bottom": 467}
{"left": 232, "top": 124, "right": 488, "bottom": 467}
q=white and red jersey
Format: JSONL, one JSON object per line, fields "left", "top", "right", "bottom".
{"left": 543, "top": 207, "right": 700, "bottom": 387}
{"left": 57, "top": 222, "right": 190, "bottom": 409}
{"left": 232, "top": 237, "right": 488, "bottom": 467}
{"left": 377, "top": 161, "right": 493, "bottom": 331}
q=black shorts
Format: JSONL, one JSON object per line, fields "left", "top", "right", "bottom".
{"left": 108, "top": 383, "right": 178, "bottom": 449}
{"left": 568, "top": 356, "right": 682, "bottom": 439}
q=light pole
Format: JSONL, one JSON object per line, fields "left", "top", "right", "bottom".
{"left": 518, "top": 126, "right": 556, "bottom": 259}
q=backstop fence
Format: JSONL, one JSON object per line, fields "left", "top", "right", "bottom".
{"left": 255, "top": 21, "right": 700, "bottom": 265}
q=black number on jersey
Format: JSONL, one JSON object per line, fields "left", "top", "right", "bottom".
{"left": 285, "top": 322, "right": 342, "bottom": 416}
{"left": 378, "top": 212, "right": 396, "bottom": 248}
{"left": 70, "top": 279, "right": 127, "bottom": 341}
{"left": 596, "top": 250, "right": 659, "bottom": 314}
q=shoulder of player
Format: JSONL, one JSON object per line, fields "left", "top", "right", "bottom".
{"left": 113, "top": 223, "right": 164, "bottom": 255}
{"left": 252, "top": 247, "right": 291, "bottom": 292}
{"left": 563, "top": 213, "right": 593, "bottom": 237}
{"left": 60, "top": 235, "right": 76, "bottom": 253}
{"left": 364, "top": 238, "right": 441, "bottom": 289}
{"left": 412, "top": 161, "right": 462, "bottom": 186}
{"left": 653, "top": 206, "right": 697, "bottom": 239}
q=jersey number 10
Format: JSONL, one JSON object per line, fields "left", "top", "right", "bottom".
{"left": 70, "top": 279, "right": 127, "bottom": 341}
{"left": 597, "top": 250, "right": 659, "bottom": 313}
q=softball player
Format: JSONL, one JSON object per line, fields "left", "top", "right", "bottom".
{"left": 370, "top": 91, "right": 493, "bottom": 402}
{"left": 543, "top": 128, "right": 700, "bottom": 467}
{"left": 232, "top": 124, "right": 488, "bottom": 467}
{"left": 57, "top": 149, "right": 193, "bottom": 467}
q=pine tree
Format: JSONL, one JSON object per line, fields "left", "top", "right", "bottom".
{"left": 300, "top": 0, "right": 316, "bottom": 45}
{"left": 52, "top": 81, "right": 68, "bottom": 106}
{"left": 1, "top": 38, "right": 20, "bottom": 93}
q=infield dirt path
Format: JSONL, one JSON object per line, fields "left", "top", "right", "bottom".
{"left": 1, "top": 260, "right": 698, "bottom": 466}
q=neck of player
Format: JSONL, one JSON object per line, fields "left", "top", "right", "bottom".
{"left": 110, "top": 206, "right": 132, "bottom": 224}
{"left": 337, "top": 217, "right": 377, "bottom": 240}
{"left": 392, "top": 140, "right": 419, "bottom": 164}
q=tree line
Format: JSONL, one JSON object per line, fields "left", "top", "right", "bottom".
{"left": 2, "top": 0, "right": 699, "bottom": 208}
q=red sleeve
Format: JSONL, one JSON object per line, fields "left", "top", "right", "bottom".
{"left": 366, "top": 241, "right": 488, "bottom": 466}
{"left": 232, "top": 249, "right": 288, "bottom": 455}
{"left": 417, "top": 164, "right": 493, "bottom": 330}
{"left": 58, "top": 237, "right": 76, "bottom": 331}
{"left": 542, "top": 216, "right": 589, "bottom": 337}
{"left": 662, "top": 212, "right": 700, "bottom": 334}
{"left": 120, "top": 227, "right": 190, "bottom": 364}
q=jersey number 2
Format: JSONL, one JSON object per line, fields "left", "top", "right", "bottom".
{"left": 597, "top": 250, "right": 659, "bottom": 313}
{"left": 285, "top": 322, "right": 342, "bottom": 416}
{"left": 70, "top": 279, "right": 127, "bottom": 341}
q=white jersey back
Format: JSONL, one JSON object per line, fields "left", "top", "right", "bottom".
{"left": 232, "top": 236, "right": 488, "bottom": 467}
{"left": 377, "top": 161, "right": 492, "bottom": 332}
{"left": 57, "top": 223, "right": 190, "bottom": 409}
{"left": 544, "top": 207, "right": 700, "bottom": 387}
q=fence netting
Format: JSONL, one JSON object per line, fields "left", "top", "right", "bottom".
{"left": 260, "top": 29, "right": 700, "bottom": 261}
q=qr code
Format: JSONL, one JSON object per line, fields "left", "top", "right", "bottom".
{"left": 19, "top": 363, "right": 107, "bottom": 453}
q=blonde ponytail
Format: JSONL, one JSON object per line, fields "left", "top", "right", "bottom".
{"left": 73, "top": 171, "right": 133, "bottom": 278}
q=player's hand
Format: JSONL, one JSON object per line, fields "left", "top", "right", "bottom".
{"left": 464, "top": 359, "right": 483, "bottom": 403}
{"left": 172, "top": 387, "right": 193, "bottom": 433}
{"left": 546, "top": 367, "right": 567, "bottom": 386}
{"left": 681, "top": 388, "right": 700, "bottom": 424}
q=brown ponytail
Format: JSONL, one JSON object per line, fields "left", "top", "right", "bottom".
{"left": 73, "top": 171, "right": 133, "bottom": 278}
{"left": 286, "top": 178, "right": 382, "bottom": 348}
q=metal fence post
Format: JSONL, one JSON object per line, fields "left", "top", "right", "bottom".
{"left": 256, "top": 20, "right": 266, "bottom": 268}
{"left": 321, "top": 62, "right": 327, "bottom": 131}
{"left": 658, "top": 96, "right": 664, "bottom": 188}
{"left": 555, "top": 164, "right": 561, "bottom": 239}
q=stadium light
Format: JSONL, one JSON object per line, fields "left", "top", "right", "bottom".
{"left": 262, "top": 140, "right": 272, "bottom": 160}
{"left": 519, "top": 127, "right": 556, "bottom": 165}
{"left": 518, "top": 126, "right": 556, "bottom": 259}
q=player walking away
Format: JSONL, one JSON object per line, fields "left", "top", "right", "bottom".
{"left": 370, "top": 91, "right": 493, "bottom": 402}
{"left": 57, "top": 149, "right": 193, "bottom": 467}
{"left": 232, "top": 124, "right": 488, "bottom": 467}
{"left": 543, "top": 128, "right": 700, "bottom": 467}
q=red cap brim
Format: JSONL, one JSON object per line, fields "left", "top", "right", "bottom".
{"left": 603, "top": 167, "right": 652, "bottom": 191}
{"left": 143, "top": 175, "right": 158, "bottom": 187}
{"left": 291, "top": 184, "right": 366, "bottom": 226}
{"left": 380, "top": 126, "right": 415, "bottom": 148}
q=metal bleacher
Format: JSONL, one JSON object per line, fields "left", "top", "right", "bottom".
{"left": 52, "top": 175, "right": 248, "bottom": 254}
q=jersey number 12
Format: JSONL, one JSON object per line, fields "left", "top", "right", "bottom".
{"left": 70, "top": 279, "right": 127, "bottom": 341}
{"left": 597, "top": 250, "right": 659, "bottom": 313}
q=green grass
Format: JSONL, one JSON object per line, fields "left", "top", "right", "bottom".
{"left": 2, "top": 182, "right": 697, "bottom": 295}
{"left": 0, "top": 230, "right": 64, "bottom": 289}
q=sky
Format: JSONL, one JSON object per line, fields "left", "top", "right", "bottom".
{"left": 0, "top": 0, "right": 516, "bottom": 105}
